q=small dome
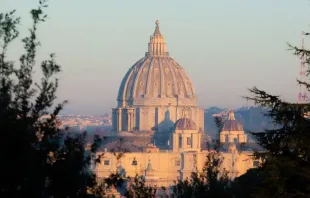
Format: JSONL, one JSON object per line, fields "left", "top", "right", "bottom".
{"left": 222, "top": 110, "right": 244, "bottom": 131}
{"left": 175, "top": 118, "right": 197, "bottom": 130}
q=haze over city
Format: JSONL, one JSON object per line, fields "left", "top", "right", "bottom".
{"left": 2, "top": 0, "right": 310, "bottom": 114}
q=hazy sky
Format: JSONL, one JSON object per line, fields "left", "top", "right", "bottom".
{"left": 2, "top": 0, "right": 310, "bottom": 114}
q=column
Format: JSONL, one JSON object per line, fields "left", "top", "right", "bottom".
{"left": 220, "top": 134, "right": 225, "bottom": 143}
{"left": 197, "top": 133, "right": 201, "bottom": 150}
{"left": 127, "top": 108, "right": 135, "bottom": 131}
{"left": 131, "top": 108, "right": 135, "bottom": 131}
{"left": 126, "top": 110, "right": 130, "bottom": 131}
{"left": 172, "top": 133, "right": 178, "bottom": 152}
{"left": 117, "top": 108, "right": 122, "bottom": 132}
{"left": 182, "top": 135, "right": 187, "bottom": 150}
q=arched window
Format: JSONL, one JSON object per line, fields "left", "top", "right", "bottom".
{"left": 179, "top": 136, "right": 182, "bottom": 148}
{"left": 187, "top": 137, "right": 191, "bottom": 146}
{"left": 132, "top": 158, "right": 137, "bottom": 166}
{"left": 104, "top": 160, "right": 110, "bottom": 166}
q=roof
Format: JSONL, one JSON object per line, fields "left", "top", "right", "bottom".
{"left": 103, "top": 140, "right": 143, "bottom": 152}
{"left": 117, "top": 21, "right": 197, "bottom": 107}
{"left": 175, "top": 118, "right": 197, "bottom": 130}
{"left": 222, "top": 120, "right": 244, "bottom": 131}
{"left": 222, "top": 111, "right": 244, "bottom": 131}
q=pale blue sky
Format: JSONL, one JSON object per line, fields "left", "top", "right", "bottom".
{"left": 2, "top": 0, "right": 310, "bottom": 114}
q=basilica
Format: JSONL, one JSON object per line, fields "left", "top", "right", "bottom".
{"left": 95, "top": 21, "right": 259, "bottom": 189}
{"left": 112, "top": 20, "right": 204, "bottom": 133}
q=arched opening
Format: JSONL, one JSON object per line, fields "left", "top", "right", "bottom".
{"left": 179, "top": 136, "right": 182, "bottom": 148}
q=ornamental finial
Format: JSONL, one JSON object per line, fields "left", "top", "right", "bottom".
{"left": 155, "top": 20, "right": 159, "bottom": 27}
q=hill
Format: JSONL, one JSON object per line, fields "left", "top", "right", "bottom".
{"left": 204, "top": 106, "right": 275, "bottom": 138}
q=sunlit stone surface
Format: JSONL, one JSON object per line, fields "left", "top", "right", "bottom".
{"left": 95, "top": 21, "right": 260, "bottom": 193}
{"left": 112, "top": 20, "right": 204, "bottom": 133}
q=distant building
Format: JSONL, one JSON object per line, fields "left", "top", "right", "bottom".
{"left": 95, "top": 21, "right": 260, "bottom": 191}
{"left": 220, "top": 110, "right": 247, "bottom": 143}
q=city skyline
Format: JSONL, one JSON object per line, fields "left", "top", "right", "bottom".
{"left": 2, "top": 0, "right": 310, "bottom": 114}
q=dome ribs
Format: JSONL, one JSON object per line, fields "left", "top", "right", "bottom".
{"left": 116, "top": 21, "right": 198, "bottom": 107}
{"left": 164, "top": 57, "right": 178, "bottom": 97}
{"left": 144, "top": 57, "right": 154, "bottom": 97}
{"left": 131, "top": 58, "right": 146, "bottom": 100}
{"left": 158, "top": 57, "right": 165, "bottom": 97}
{"left": 117, "top": 57, "right": 146, "bottom": 105}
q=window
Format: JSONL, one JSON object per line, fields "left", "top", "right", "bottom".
{"left": 187, "top": 137, "right": 191, "bottom": 145}
{"left": 104, "top": 160, "right": 110, "bottom": 166}
{"left": 253, "top": 161, "right": 259, "bottom": 167}
{"left": 179, "top": 136, "right": 182, "bottom": 148}
{"left": 175, "top": 160, "right": 181, "bottom": 166}
{"left": 132, "top": 158, "right": 138, "bottom": 166}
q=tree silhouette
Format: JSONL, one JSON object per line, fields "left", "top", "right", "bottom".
{"left": 240, "top": 29, "right": 310, "bottom": 198}
{"left": 171, "top": 151, "right": 231, "bottom": 198}
{"left": 0, "top": 1, "right": 107, "bottom": 197}
{"left": 125, "top": 175, "right": 157, "bottom": 198}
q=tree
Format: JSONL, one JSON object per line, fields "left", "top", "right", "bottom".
{"left": 171, "top": 151, "right": 231, "bottom": 198}
{"left": 124, "top": 175, "right": 157, "bottom": 198}
{"left": 0, "top": 1, "right": 107, "bottom": 197}
{"left": 240, "top": 32, "right": 310, "bottom": 197}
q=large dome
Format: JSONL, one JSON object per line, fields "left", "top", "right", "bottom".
{"left": 112, "top": 20, "right": 204, "bottom": 133}
{"left": 117, "top": 20, "right": 196, "bottom": 107}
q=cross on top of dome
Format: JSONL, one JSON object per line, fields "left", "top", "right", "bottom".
{"left": 155, "top": 20, "right": 159, "bottom": 26}
{"left": 153, "top": 20, "right": 162, "bottom": 36}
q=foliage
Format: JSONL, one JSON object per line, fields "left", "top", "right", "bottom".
{"left": 171, "top": 153, "right": 231, "bottom": 198}
{"left": 241, "top": 31, "right": 310, "bottom": 197}
{"left": 231, "top": 168, "right": 263, "bottom": 198}
{"left": 0, "top": 1, "right": 107, "bottom": 197}
{"left": 124, "top": 175, "right": 157, "bottom": 198}
{"left": 172, "top": 142, "right": 231, "bottom": 198}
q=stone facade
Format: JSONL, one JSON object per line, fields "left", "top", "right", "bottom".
{"left": 98, "top": 21, "right": 259, "bottom": 191}
{"left": 97, "top": 112, "right": 257, "bottom": 187}
{"left": 95, "top": 149, "right": 258, "bottom": 187}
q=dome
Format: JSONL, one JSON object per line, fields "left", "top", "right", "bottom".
{"left": 175, "top": 117, "right": 197, "bottom": 130}
{"left": 222, "top": 111, "right": 244, "bottom": 131}
{"left": 117, "top": 20, "right": 196, "bottom": 107}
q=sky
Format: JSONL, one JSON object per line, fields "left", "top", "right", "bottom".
{"left": 1, "top": 0, "right": 310, "bottom": 115}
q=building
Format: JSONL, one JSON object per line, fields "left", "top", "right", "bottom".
{"left": 112, "top": 20, "right": 204, "bottom": 133}
{"left": 220, "top": 110, "right": 247, "bottom": 143}
{"left": 95, "top": 21, "right": 259, "bottom": 189}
